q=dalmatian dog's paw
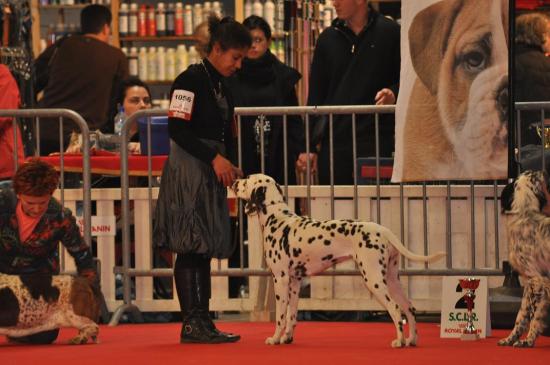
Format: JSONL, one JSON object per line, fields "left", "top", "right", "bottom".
{"left": 513, "top": 339, "right": 535, "bottom": 348}
{"left": 391, "top": 339, "right": 405, "bottom": 348}
{"left": 280, "top": 334, "right": 293, "bottom": 344}
{"left": 406, "top": 337, "right": 417, "bottom": 347}
{"left": 265, "top": 336, "right": 280, "bottom": 345}
{"left": 68, "top": 335, "right": 89, "bottom": 345}
{"left": 497, "top": 337, "right": 516, "bottom": 346}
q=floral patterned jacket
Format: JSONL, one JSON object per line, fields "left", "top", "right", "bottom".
{"left": 0, "top": 186, "right": 95, "bottom": 278}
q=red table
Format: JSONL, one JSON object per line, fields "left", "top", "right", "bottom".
{"left": 39, "top": 150, "right": 168, "bottom": 176}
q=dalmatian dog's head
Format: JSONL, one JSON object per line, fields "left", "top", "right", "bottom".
{"left": 501, "top": 170, "right": 550, "bottom": 214}
{"left": 231, "top": 174, "right": 285, "bottom": 216}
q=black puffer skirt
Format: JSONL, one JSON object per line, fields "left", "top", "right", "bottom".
{"left": 153, "top": 139, "right": 234, "bottom": 259}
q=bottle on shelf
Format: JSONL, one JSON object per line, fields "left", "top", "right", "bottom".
{"left": 157, "top": 46, "right": 166, "bottom": 81}
{"left": 244, "top": 0, "right": 253, "bottom": 19}
{"left": 138, "top": 4, "right": 147, "bottom": 37}
{"left": 264, "top": 0, "right": 275, "bottom": 31}
{"left": 188, "top": 45, "right": 199, "bottom": 66}
{"left": 119, "top": 3, "right": 129, "bottom": 37}
{"left": 203, "top": 1, "right": 212, "bottom": 20}
{"left": 175, "top": 2, "right": 184, "bottom": 36}
{"left": 114, "top": 105, "right": 126, "bottom": 136}
{"left": 138, "top": 46, "right": 148, "bottom": 81}
{"left": 166, "top": 2, "right": 175, "bottom": 36}
{"left": 156, "top": 2, "right": 166, "bottom": 37}
{"left": 183, "top": 4, "right": 193, "bottom": 36}
{"left": 147, "top": 5, "right": 157, "bottom": 37}
{"left": 129, "top": 3, "right": 138, "bottom": 36}
{"left": 253, "top": 0, "right": 263, "bottom": 17}
{"left": 175, "top": 44, "right": 188, "bottom": 74}
{"left": 128, "top": 46, "right": 138, "bottom": 77}
{"left": 166, "top": 47, "right": 177, "bottom": 81}
{"left": 147, "top": 46, "right": 157, "bottom": 81}
{"left": 192, "top": 3, "right": 203, "bottom": 32}
{"left": 212, "top": 1, "right": 223, "bottom": 17}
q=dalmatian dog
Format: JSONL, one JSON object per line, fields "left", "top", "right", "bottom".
{"left": 0, "top": 273, "right": 100, "bottom": 345}
{"left": 231, "top": 174, "right": 446, "bottom": 348}
{"left": 499, "top": 170, "right": 550, "bottom": 348}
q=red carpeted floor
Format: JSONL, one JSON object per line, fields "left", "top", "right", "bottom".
{"left": 1, "top": 322, "right": 549, "bottom": 365}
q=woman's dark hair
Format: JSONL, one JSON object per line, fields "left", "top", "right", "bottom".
{"left": 116, "top": 77, "right": 151, "bottom": 106}
{"left": 81, "top": 4, "right": 112, "bottom": 34}
{"left": 13, "top": 158, "right": 59, "bottom": 196}
{"left": 515, "top": 13, "right": 550, "bottom": 48}
{"left": 243, "top": 15, "right": 272, "bottom": 40}
{"left": 207, "top": 15, "right": 252, "bottom": 54}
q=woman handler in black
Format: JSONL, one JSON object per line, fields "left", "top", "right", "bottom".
{"left": 154, "top": 16, "right": 251, "bottom": 344}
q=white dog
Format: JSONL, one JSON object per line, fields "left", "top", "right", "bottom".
{"left": 232, "top": 174, "right": 446, "bottom": 347}
{"left": 499, "top": 170, "right": 550, "bottom": 347}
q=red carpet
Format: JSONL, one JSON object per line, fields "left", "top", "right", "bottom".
{"left": 1, "top": 322, "right": 549, "bottom": 365}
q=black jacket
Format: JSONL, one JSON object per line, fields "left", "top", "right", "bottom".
{"left": 515, "top": 43, "right": 550, "bottom": 146}
{"left": 307, "top": 10, "right": 400, "bottom": 156}
{"left": 227, "top": 50, "right": 304, "bottom": 184}
{"left": 168, "top": 59, "right": 236, "bottom": 164}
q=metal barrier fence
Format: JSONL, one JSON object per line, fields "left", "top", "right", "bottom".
{"left": 0, "top": 109, "right": 93, "bottom": 250}
{"left": 515, "top": 101, "right": 550, "bottom": 171}
{"left": 110, "top": 105, "right": 511, "bottom": 325}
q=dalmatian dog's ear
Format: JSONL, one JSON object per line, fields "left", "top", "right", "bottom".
{"left": 245, "top": 186, "right": 267, "bottom": 215}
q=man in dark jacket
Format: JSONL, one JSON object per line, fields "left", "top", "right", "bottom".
{"left": 35, "top": 4, "right": 128, "bottom": 155}
{"left": 303, "top": 0, "right": 400, "bottom": 184}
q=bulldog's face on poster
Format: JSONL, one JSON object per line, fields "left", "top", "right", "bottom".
{"left": 401, "top": 0, "right": 508, "bottom": 181}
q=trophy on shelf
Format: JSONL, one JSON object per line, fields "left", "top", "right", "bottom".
{"left": 459, "top": 277, "right": 481, "bottom": 341}
{"left": 535, "top": 124, "right": 550, "bottom": 149}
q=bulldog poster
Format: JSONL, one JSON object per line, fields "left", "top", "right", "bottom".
{"left": 392, "top": 0, "right": 509, "bottom": 182}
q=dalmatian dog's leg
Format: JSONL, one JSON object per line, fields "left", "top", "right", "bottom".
{"left": 266, "top": 274, "right": 290, "bottom": 345}
{"left": 357, "top": 254, "right": 405, "bottom": 347}
{"left": 385, "top": 254, "right": 417, "bottom": 347}
{"left": 513, "top": 279, "right": 548, "bottom": 348}
{"left": 498, "top": 278, "right": 535, "bottom": 346}
{"left": 280, "top": 275, "right": 302, "bottom": 344}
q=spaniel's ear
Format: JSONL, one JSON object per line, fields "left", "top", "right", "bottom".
{"left": 500, "top": 181, "right": 515, "bottom": 213}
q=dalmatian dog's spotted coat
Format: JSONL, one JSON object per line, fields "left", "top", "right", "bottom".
{"left": 232, "top": 174, "right": 446, "bottom": 347}
{"left": 0, "top": 273, "right": 100, "bottom": 344}
{"left": 499, "top": 170, "right": 550, "bottom": 348}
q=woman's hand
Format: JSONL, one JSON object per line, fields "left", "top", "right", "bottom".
{"left": 212, "top": 154, "right": 243, "bottom": 187}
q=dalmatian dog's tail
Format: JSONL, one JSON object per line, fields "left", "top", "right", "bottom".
{"left": 381, "top": 226, "right": 446, "bottom": 263}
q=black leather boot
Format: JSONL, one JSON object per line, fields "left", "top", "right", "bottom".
{"left": 175, "top": 255, "right": 239, "bottom": 344}
{"left": 197, "top": 259, "right": 240, "bottom": 343}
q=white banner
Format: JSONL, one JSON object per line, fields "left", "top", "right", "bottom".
{"left": 76, "top": 215, "right": 117, "bottom": 237}
{"left": 392, "top": 0, "right": 509, "bottom": 182}
{"left": 440, "top": 276, "right": 491, "bottom": 338}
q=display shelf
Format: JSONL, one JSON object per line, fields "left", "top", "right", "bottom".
{"left": 120, "top": 35, "right": 198, "bottom": 42}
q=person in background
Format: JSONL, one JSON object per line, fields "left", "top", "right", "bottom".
{"left": 0, "top": 158, "right": 98, "bottom": 344}
{"left": 153, "top": 16, "right": 251, "bottom": 344}
{"left": 515, "top": 12, "right": 550, "bottom": 147}
{"left": 35, "top": 4, "right": 128, "bottom": 155}
{"left": 303, "top": 0, "right": 400, "bottom": 184}
{"left": 115, "top": 77, "right": 152, "bottom": 154}
{"left": 227, "top": 15, "right": 305, "bottom": 185}
{"left": 0, "top": 64, "right": 24, "bottom": 184}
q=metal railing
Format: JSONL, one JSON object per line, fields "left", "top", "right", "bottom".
{"left": 108, "top": 105, "right": 507, "bottom": 324}
{"left": 0, "top": 108, "right": 93, "bottom": 248}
